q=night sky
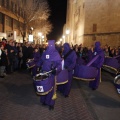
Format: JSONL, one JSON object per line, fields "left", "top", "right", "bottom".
{"left": 47, "top": 0, "right": 67, "bottom": 40}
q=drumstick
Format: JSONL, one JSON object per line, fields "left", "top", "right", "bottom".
{"left": 36, "top": 70, "right": 53, "bottom": 77}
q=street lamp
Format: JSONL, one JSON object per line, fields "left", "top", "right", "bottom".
{"left": 38, "top": 32, "right": 42, "bottom": 44}
{"left": 60, "top": 38, "right": 63, "bottom": 45}
{"left": 42, "top": 36, "right": 44, "bottom": 39}
{"left": 62, "top": 35, "right": 65, "bottom": 43}
{"left": 66, "top": 30, "right": 70, "bottom": 35}
{"left": 42, "top": 35, "right": 45, "bottom": 42}
{"left": 66, "top": 29, "right": 70, "bottom": 43}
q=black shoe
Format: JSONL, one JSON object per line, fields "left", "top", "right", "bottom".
{"left": 42, "top": 102, "right": 46, "bottom": 106}
{"left": 92, "top": 88, "right": 96, "bottom": 90}
{"left": 0, "top": 76, "right": 5, "bottom": 78}
{"left": 49, "top": 106, "right": 54, "bottom": 110}
{"left": 64, "top": 95, "right": 69, "bottom": 98}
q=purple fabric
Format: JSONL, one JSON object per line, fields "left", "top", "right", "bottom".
{"left": 114, "top": 55, "right": 120, "bottom": 64}
{"left": 37, "top": 40, "right": 62, "bottom": 106}
{"left": 89, "top": 41, "right": 105, "bottom": 89}
{"left": 57, "top": 69, "right": 68, "bottom": 84}
{"left": 58, "top": 43, "right": 77, "bottom": 96}
{"left": 116, "top": 57, "right": 120, "bottom": 64}
{"left": 33, "top": 51, "right": 41, "bottom": 64}
{"left": 62, "top": 43, "right": 71, "bottom": 55}
{"left": 34, "top": 75, "right": 53, "bottom": 93}
{"left": 104, "top": 57, "right": 120, "bottom": 69}
{"left": 87, "top": 50, "right": 93, "bottom": 63}
{"left": 114, "top": 83, "right": 120, "bottom": 89}
{"left": 40, "top": 75, "right": 55, "bottom": 106}
{"left": 31, "top": 66, "right": 38, "bottom": 77}
{"left": 63, "top": 43, "right": 77, "bottom": 71}
{"left": 76, "top": 57, "right": 86, "bottom": 65}
{"left": 74, "top": 65, "right": 98, "bottom": 79}
{"left": 41, "top": 40, "right": 61, "bottom": 61}
{"left": 89, "top": 68, "right": 100, "bottom": 89}
{"left": 87, "top": 54, "right": 99, "bottom": 66}
{"left": 114, "top": 55, "right": 120, "bottom": 59}
{"left": 91, "top": 41, "right": 105, "bottom": 69}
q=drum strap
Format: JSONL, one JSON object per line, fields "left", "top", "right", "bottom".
{"left": 86, "top": 54, "right": 99, "bottom": 66}
{"left": 63, "top": 50, "right": 73, "bottom": 60}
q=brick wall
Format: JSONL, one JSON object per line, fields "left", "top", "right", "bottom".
{"left": 84, "top": 0, "right": 120, "bottom": 46}
{"left": 66, "top": 0, "right": 120, "bottom": 47}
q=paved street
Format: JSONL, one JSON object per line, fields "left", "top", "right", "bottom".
{"left": 0, "top": 70, "right": 120, "bottom": 120}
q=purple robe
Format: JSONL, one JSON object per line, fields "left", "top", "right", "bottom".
{"left": 37, "top": 40, "right": 61, "bottom": 107}
{"left": 89, "top": 41, "right": 105, "bottom": 89}
{"left": 58, "top": 43, "right": 77, "bottom": 96}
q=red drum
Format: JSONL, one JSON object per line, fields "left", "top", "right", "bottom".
{"left": 56, "top": 69, "right": 68, "bottom": 85}
{"left": 73, "top": 65, "right": 98, "bottom": 81}
{"left": 33, "top": 75, "right": 53, "bottom": 95}
{"left": 26, "top": 60, "right": 35, "bottom": 69}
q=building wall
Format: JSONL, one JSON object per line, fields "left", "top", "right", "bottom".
{"left": 65, "top": 0, "right": 85, "bottom": 45}
{"left": 65, "top": 0, "right": 120, "bottom": 47}
{"left": 0, "top": 0, "right": 24, "bottom": 41}
{"left": 84, "top": 0, "right": 120, "bottom": 47}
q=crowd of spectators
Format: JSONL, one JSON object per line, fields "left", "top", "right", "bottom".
{"left": 0, "top": 38, "right": 46, "bottom": 78}
{"left": 0, "top": 38, "right": 120, "bottom": 78}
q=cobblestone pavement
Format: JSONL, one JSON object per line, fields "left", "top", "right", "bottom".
{"left": 76, "top": 70, "right": 120, "bottom": 120}
{"left": 0, "top": 71, "right": 95, "bottom": 120}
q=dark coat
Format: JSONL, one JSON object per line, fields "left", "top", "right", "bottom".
{"left": 0, "top": 50, "right": 8, "bottom": 66}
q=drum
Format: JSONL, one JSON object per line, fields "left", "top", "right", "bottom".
{"left": 73, "top": 65, "right": 98, "bottom": 81}
{"left": 56, "top": 69, "right": 68, "bottom": 85}
{"left": 114, "top": 74, "right": 120, "bottom": 94}
{"left": 102, "top": 57, "right": 120, "bottom": 74}
{"left": 33, "top": 75, "right": 53, "bottom": 95}
{"left": 104, "top": 57, "right": 120, "bottom": 69}
{"left": 26, "top": 60, "right": 35, "bottom": 69}
{"left": 76, "top": 57, "right": 86, "bottom": 65}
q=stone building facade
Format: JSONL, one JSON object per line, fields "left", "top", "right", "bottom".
{"left": 0, "top": 0, "right": 24, "bottom": 42}
{"left": 64, "top": 0, "right": 120, "bottom": 47}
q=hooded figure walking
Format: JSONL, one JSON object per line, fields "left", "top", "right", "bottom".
{"left": 89, "top": 41, "right": 105, "bottom": 90}
{"left": 37, "top": 40, "right": 62, "bottom": 110}
{"left": 58, "top": 43, "right": 77, "bottom": 97}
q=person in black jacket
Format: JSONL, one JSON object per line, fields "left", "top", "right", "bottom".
{"left": 0, "top": 44, "right": 8, "bottom": 78}
{"left": 5, "top": 40, "right": 14, "bottom": 74}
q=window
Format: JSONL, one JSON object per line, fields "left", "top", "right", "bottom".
{"left": 6, "top": 0, "right": 10, "bottom": 9}
{"left": 18, "top": 7, "right": 21, "bottom": 16}
{"left": 15, "top": 4, "right": 17, "bottom": 13}
{"left": 0, "top": 13, "right": 3, "bottom": 24}
{"left": 11, "top": 1, "right": 13, "bottom": 12}
{"left": 14, "top": 19, "right": 19, "bottom": 29}
{"left": 93, "top": 24, "right": 97, "bottom": 32}
{"left": 6, "top": 16, "right": 12, "bottom": 27}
